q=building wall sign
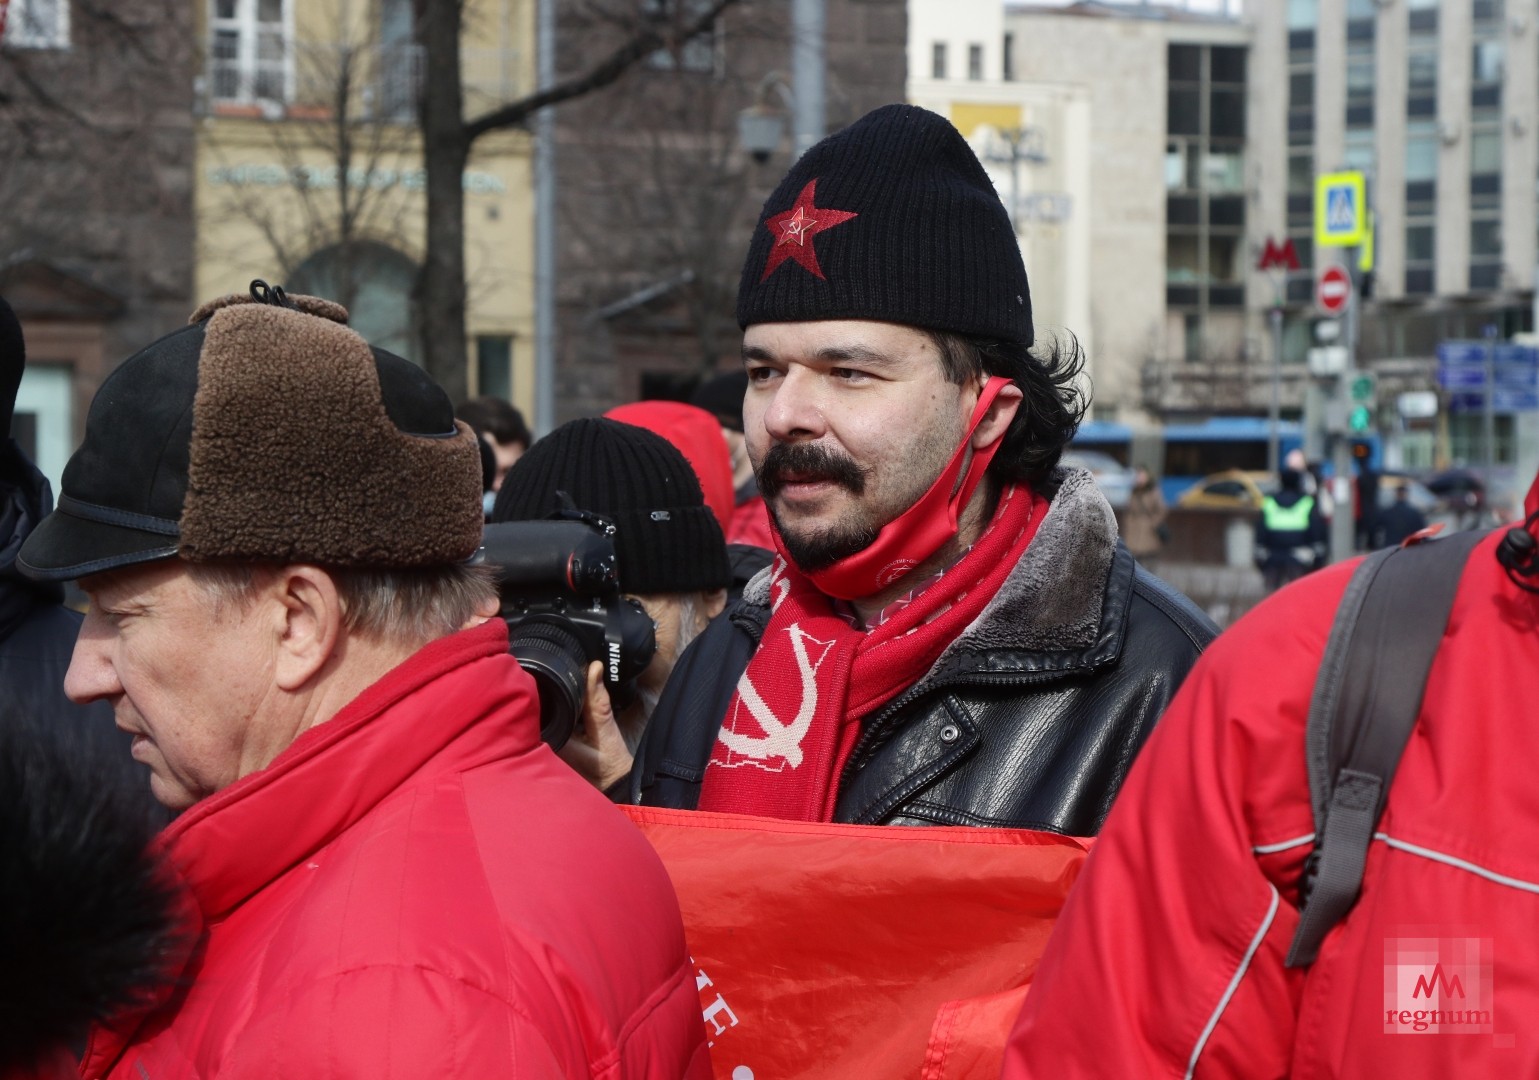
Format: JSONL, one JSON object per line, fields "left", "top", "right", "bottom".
{"left": 206, "top": 164, "right": 508, "bottom": 195}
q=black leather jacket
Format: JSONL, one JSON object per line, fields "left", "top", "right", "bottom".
{"left": 630, "top": 468, "right": 1218, "bottom": 834}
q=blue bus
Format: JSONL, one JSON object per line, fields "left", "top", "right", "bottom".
{"left": 1072, "top": 416, "right": 1381, "bottom": 504}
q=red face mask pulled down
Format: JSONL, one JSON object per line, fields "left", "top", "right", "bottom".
{"left": 767, "top": 376, "right": 1012, "bottom": 601}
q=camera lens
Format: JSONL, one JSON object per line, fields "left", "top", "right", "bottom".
{"left": 506, "top": 615, "right": 589, "bottom": 750}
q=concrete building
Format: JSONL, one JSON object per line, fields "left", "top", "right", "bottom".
{"left": 908, "top": 0, "right": 1095, "bottom": 378}
{"left": 927, "top": 0, "right": 1539, "bottom": 499}
{"left": 1255, "top": 0, "right": 1539, "bottom": 488}
{"left": 1, "top": 3, "right": 197, "bottom": 497}
{"left": 193, "top": 0, "right": 536, "bottom": 411}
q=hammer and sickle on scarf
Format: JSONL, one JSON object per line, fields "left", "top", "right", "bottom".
{"left": 716, "top": 624, "right": 834, "bottom": 768}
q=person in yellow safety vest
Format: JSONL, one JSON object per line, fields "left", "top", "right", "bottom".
{"left": 1255, "top": 467, "right": 1328, "bottom": 592}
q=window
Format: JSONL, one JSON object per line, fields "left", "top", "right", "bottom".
{"left": 1169, "top": 44, "right": 1201, "bottom": 81}
{"left": 1164, "top": 43, "right": 1246, "bottom": 316}
{"left": 1210, "top": 46, "right": 1245, "bottom": 84}
{"left": 1405, "top": 218, "right": 1434, "bottom": 295}
{"left": 1002, "top": 32, "right": 1014, "bottom": 81}
{"left": 1346, "top": 46, "right": 1374, "bottom": 128}
{"left": 931, "top": 41, "right": 946, "bottom": 80}
{"left": 968, "top": 43, "right": 983, "bottom": 81}
{"left": 2, "top": 0, "right": 69, "bottom": 48}
{"left": 1288, "top": 152, "right": 1314, "bottom": 197}
{"left": 1405, "top": 224, "right": 1434, "bottom": 263}
{"left": 1289, "top": 71, "right": 1314, "bottom": 107}
{"left": 1405, "top": 128, "right": 1437, "bottom": 183}
{"left": 476, "top": 337, "right": 513, "bottom": 401}
{"left": 374, "top": 0, "right": 420, "bottom": 121}
{"left": 1471, "top": 128, "right": 1502, "bottom": 178}
{"left": 211, "top": 0, "right": 291, "bottom": 105}
{"left": 1203, "top": 148, "right": 1244, "bottom": 193}
{"left": 643, "top": 0, "right": 719, "bottom": 73}
{"left": 1287, "top": 0, "right": 1317, "bottom": 29}
{"left": 1344, "top": 130, "right": 1375, "bottom": 175}
{"left": 1472, "top": 40, "right": 1503, "bottom": 110}
{"left": 1183, "top": 313, "right": 1202, "bottom": 363}
{"left": 1471, "top": 218, "right": 1502, "bottom": 259}
{"left": 289, "top": 241, "right": 420, "bottom": 364}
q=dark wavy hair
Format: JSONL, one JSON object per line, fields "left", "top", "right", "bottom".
{"left": 929, "top": 329, "right": 1088, "bottom": 486}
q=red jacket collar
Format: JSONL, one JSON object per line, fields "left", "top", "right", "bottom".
{"left": 158, "top": 619, "right": 529, "bottom": 922}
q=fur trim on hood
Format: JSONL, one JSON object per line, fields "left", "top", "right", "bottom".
{"left": 742, "top": 466, "right": 1119, "bottom": 662}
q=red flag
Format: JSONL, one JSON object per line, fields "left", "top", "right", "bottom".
{"left": 622, "top": 806, "right": 1090, "bottom": 1080}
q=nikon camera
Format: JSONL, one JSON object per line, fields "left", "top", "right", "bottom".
{"left": 480, "top": 516, "right": 656, "bottom": 750}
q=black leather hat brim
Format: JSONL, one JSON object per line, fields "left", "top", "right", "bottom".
{"left": 17, "top": 507, "right": 180, "bottom": 582}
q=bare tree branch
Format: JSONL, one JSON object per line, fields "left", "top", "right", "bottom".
{"left": 462, "top": 0, "right": 741, "bottom": 141}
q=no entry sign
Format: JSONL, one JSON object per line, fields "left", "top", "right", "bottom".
{"left": 1317, "top": 265, "right": 1351, "bottom": 315}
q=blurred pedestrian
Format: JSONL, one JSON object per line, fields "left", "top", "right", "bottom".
{"left": 19, "top": 284, "right": 707, "bottom": 1079}
{"left": 692, "top": 369, "right": 775, "bottom": 548}
{"left": 0, "top": 295, "right": 163, "bottom": 830}
{"left": 455, "top": 394, "right": 531, "bottom": 493}
{"left": 1373, "top": 482, "right": 1428, "bottom": 548}
{"left": 1122, "top": 466, "right": 1168, "bottom": 568}
{"left": 493, "top": 417, "right": 730, "bottom": 794}
{"left": 1255, "top": 467, "right": 1327, "bottom": 592}
{"left": 631, "top": 104, "right": 1216, "bottom": 829}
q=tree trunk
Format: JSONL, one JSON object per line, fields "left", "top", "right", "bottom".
{"left": 417, "top": 0, "right": 470, "bottom": 401}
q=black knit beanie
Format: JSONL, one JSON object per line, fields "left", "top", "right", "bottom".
{"left": 737, "top": 103, "right": 1032, "bottom": 345}
{"left": 490, "top": 417, "right": 731, "bottom": 594}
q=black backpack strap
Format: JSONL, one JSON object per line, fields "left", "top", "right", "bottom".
{"left": 1286, "top": 529, "right": 1485, "bottom": 967}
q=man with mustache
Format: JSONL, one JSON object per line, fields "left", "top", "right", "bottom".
{"left": 628, "top": 104, "right": 1217, "bottom": 830}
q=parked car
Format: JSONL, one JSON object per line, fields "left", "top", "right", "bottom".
{"left": 1175, "top": 469, "right": 1276, "bottom": 510}
{"left": 1062, "top": 449, "right": 1135, "bottom": 509}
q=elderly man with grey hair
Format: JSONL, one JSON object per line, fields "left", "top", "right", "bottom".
{"left": 19, "top": 284, "right": 707, "bottom": 1079}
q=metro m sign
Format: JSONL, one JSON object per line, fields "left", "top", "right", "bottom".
{"left": 1258, "top": 237, "right": 1301, "bottom": 272}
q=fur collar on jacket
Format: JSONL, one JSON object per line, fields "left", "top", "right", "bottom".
{"left": 741, "top": 466, "right": 1120, "bottom": 666}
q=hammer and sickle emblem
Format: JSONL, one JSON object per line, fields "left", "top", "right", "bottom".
{"left": 716, "top": 624, "right": 833, "bottom": 769}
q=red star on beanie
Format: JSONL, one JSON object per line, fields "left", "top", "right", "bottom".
{"left": 759, "top": 180, "right": 858, "bottom": 282}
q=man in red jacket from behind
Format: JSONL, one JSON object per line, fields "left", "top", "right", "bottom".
{"left": 17, "top": 285, "right": 709, "bottom": 1080}
{"left": 1002, "top": 486, "right": 1539, "bottom": 1075}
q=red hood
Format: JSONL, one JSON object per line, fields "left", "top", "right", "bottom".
{"left": 606, "top": 400, "right": 735, "bottom": 531}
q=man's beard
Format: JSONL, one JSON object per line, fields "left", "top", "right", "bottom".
{"left": 756, "top": 442, "right": 879, "bottom": 572}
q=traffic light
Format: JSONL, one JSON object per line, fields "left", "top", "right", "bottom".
{"left": 1348, "top": 372, "right": 1376, "bottom": 432}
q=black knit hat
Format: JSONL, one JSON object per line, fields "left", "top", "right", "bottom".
{"left": 690, "top": 370, "right": 748, "bottom": 433}
{"left": 491, "top": 417, "right": 730, "bottom": 594}
{"left": 737, "top": 103, "right": 1032, "bottom": 345}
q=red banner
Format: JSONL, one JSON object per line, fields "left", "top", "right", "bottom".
{"left": 622, "top": 806, "right": 1090, "bottom": 1080}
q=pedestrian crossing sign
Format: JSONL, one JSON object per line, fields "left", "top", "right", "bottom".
{"left": 1315, "top": 171, "right": 1367, "bottom": 247}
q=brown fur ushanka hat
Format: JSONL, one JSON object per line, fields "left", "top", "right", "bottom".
{"left": 17, "top": 283, "right": 484, "bottom": 581}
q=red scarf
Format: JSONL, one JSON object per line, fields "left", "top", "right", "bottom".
{"left": 698, "top": 483, "right": 1047, "bottom": 822}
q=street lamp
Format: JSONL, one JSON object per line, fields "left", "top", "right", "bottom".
{"left": 737, "top": 72, "right": 794, "bottom": 164}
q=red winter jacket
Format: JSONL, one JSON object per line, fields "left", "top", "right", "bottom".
{"left": 80, "top": 621, "right": 710, "bottom": 1080}
{"left": 1004, "top": 529, "right": 1539, "bottom": 1076}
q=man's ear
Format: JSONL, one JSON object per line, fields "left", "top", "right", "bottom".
{"left": 271, "top": 565, "right": 345, "bottom": 692}
{"left": 973, "top": 381, "right": 1024, "bottom": 451}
